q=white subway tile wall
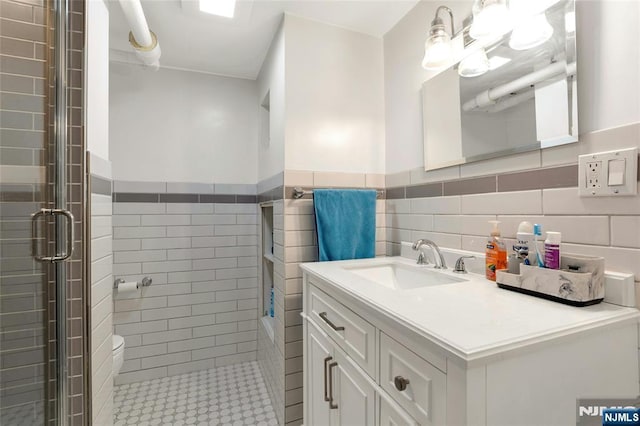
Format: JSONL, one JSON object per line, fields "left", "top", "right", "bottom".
{"left": 90, "top": 184, "right": 114, "bottom": 426}
{"left": 280, "top": 171, "right": 386, "bottom": 426}
{"left": 111, "top": 192, "right": 259, "bottom": 385}
{"left": 385, "top": 125, "right": 640, "bottom": 286}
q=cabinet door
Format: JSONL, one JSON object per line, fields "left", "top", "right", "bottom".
{"left": 307, "top": 321, "right": 334, "bottom": 426}
{"left": 380, "top": 391, "right": 419, "bottom": 426}
{"left": 332, "top": 350, "right": 376, "bottom": 426}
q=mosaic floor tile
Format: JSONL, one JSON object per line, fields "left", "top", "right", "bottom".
{"left": 113, "top": 361, "right": 277, "bottom": 426}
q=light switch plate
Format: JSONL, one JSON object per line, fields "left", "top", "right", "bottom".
{"left": 578, "top": 148, "right": 638, "bottom": 197}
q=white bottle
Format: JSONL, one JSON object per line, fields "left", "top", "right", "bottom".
{"left": 514, "top": 221, "right": 534, "bottom": 265}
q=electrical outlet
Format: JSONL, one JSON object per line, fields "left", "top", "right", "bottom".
{"left": 579, "top": 148, "right": 638, "bottom": 197}
{"left": 585, "top": 161, "right": 602, "bottom": 189}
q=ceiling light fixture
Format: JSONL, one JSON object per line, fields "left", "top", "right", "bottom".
{"left": 458, "top": 48, "right": 489, "bottom": 77}
{"left": 509, "top": 13, "right": 554, "bottom": 50}
{"left": 199, "top": 0, "right": 236, "bottom": 18}
{"left": 469, "top": 0, "right": 511, "bottom": 41}
{"left": 421, "top": 6, "right": 455, "bottom": 71}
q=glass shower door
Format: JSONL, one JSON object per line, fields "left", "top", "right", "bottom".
{"left": 1, "top": 0, "right": 85, "bottom": 424}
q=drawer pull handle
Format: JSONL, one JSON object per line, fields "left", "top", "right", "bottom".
{"left": 394, "top": 376, "right": 410, "bottom": 392}
{"left": 323, "top": 356, "right": 333, "bottom": 402}
{"left": 319, "top": 312, "right": 345, "bottom": 331}
{"left": 329, "top": 361, "right": 338, "bottom": 409}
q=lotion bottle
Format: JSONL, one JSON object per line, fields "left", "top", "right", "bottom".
{"left": 544, "top": 231, "right": 561, "bottom": 269}
{"left": 486, "top": 220, "right": 507, "bottom": 281}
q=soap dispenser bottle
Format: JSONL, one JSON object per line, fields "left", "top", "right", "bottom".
{"left": 486, "top": 220, "right": 507, "bottom": 281}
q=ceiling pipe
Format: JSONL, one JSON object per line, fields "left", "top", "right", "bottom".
{"left": 117, "top": 0, "right": 161, "bottom": 70}
{"left": 462, "top": 60, "right": 576, "bottom": 112}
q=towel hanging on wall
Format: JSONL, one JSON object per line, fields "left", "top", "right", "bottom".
{"left": 313, "top": 189, "right": 377, "bottom": 262}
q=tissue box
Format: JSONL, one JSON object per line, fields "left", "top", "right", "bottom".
{"left": 496, "top": 254, "right": 605, "bottom": 307}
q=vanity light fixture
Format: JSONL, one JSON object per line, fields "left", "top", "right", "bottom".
{"left": 199, "top": 0, "right": 236, "bottom": 17}
{"left": 458, "top": 48, "right": 490, "bottom": 77}
{"left": 469, "top": 0, "right": 511, "bottom": 40}
{"left": 421, "top": 6, "right": 455, "bottom": 70}
{"left": 488, "top": 55, "right": 511, "bottom": 70}
{"left": 509, "top": 13, "right": 554, "bottom": 50}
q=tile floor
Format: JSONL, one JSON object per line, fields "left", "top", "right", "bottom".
{"left": 113, "top": 361, "right": 278, "bottom": 426}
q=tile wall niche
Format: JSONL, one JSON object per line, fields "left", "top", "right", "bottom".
{"left": 88, "top": 153, "right": 113, "bottom": 425}
{"left": 256, "top": 172, "right": 285, "bottom": 426}
{"left": 110, "top": 181, "right": 259, "bottom": 384}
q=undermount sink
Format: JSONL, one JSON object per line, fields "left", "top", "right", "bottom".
{"left": 345, "top": 262, "right": 467, "bottom": 290}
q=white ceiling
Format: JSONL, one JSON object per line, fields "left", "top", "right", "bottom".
{"left": 108, "top": 0, "right": 419, "bottom": 80}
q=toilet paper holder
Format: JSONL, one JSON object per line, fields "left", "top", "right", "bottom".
{"left": 113, "top": 277, "right": 153, "bottom": 289}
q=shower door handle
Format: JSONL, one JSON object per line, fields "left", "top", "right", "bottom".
{"left": 31, "top": 208, "right": 75, "bottom": 262}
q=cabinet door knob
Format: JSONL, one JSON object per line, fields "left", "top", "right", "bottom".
{"left": 394, "top": 375, "right": 410, "bottom": 391}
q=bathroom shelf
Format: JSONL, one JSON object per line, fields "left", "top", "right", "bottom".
{"left": 261, "top": 204, "right": 274, "bottom": 340}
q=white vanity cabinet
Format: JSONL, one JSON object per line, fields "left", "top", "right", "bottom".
{"left": 301, "top": 258, "right": 640, "bottom": 426}
{"left": 306, "top": 319, "right": 376, "bottom": 426}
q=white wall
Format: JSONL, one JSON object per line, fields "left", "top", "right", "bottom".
{"left": 577, "top": 0, "right": 640, "bottom": 133}
{"left": 86, "top": 0, "right": 110, "bottom": 161}
{"left": 284, "top": 14, "right": 386, "bottom": 174}
{"left": 257, "top": 23, "right": 286, "bottom": 182}
{"left": 110, "top": 65, "right": 259, "bottom": 184}
{"left": 383, "top": 0, "right": 640, "bottom": 174}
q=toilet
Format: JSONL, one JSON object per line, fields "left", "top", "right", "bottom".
{"left": 112, "top": 334, "right": 125, "bottom": 376}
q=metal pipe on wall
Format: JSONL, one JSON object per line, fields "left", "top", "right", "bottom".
{"left": 118, "top": 0, "right": 162, "bottom": 70}
{"left": 462, "top": 61, "right": 577, "bottom": 112}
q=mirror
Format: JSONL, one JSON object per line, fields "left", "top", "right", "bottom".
{"left": 422, "top": 0, "right": 577, "bottom": 171}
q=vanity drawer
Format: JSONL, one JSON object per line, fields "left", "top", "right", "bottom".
{"left": 380, "top": 332, "right": 446, "bottom": 425}
{"left": 307, "top": 283, "right": 376, "bottom": 377}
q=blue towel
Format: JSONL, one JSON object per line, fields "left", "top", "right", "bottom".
{"left": 313, "top": 189, "right": 377, "bottom": 262}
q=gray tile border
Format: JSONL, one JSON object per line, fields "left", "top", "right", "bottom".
{"left": 112, "top": 192, "right": 260, "bottom": 204}
{"left": 237, "top": 195, "right": 258, "bottom": 204}
{"left": 385, "top": 186, "right": 405, "bottom": 200}
{"left": 259, "top": 185, "right": 284, "bottom": 203}
{"left": 113, "top": 193, "right": 160, "bottom": 203}
{"left": 386, "top": 163, "right": 580, "bottom": 200}
{"left": 211, "top": 194, "right": 236, "bottom": 204}
{"left": 444, "top": 176, "right": 496, "bottom": 196}
{"left": 406, "top": 182, "right": 443, "bottom": 198}
{"left": 90, "top": 174, "right": 111, "bottom": 196}
{"left": 497, "top": 164, "right": 578, "bottom": 192}
{"left": 159, "top": 193, "right": 199, "bottom": 203}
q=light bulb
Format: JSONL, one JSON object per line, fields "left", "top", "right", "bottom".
{"left": 422, "top": 32, "right": 452, "bottom": 70}
{"left": 469, "top": 0, "right": 511, "bottom": 40}
{"left": 509, "top": 13, "right": 554, "bottom": 50}
{"left": 458, "top": 49, "right": 490, "bottom": 77}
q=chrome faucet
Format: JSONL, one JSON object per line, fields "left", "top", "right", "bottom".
{"left": 412, "top": 239, "right": 447, "bottom": 269}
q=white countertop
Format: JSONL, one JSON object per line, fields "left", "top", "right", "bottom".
{"left": 300, "top": 256, "right": 640, "bottom": 363}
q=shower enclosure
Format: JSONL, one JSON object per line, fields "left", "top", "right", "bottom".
{"left": 0, "top": 0, "right": 87, "bottom": 424}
